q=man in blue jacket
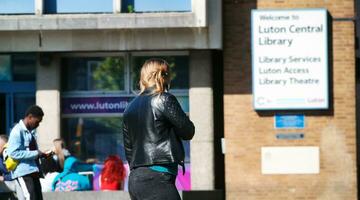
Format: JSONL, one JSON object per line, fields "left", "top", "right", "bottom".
{"left": 7, "top": 105, "right": 46, "bottom": 200}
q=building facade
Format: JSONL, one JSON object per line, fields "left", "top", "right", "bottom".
{"left": 0, "top": 0, "right": 223, "bottom": 196}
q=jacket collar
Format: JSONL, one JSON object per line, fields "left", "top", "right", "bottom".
{"left": 19, "top": 120, "right": 29, "bottom": 132}
{"left": 143, "top": 86, "right": 156, "bottom": 95}
{"left": 19, "top": 120, "right": 35, "bottom": 134}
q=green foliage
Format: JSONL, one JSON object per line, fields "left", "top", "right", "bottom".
{"left": 127, "top": 5, "right": 134, "bottom": 13}
{"left": 92, "top": 57, "right": 125, "bottom": 91}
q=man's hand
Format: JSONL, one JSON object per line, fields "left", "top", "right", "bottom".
{"left": 0, "top": 176, "right": 4, "bottom": 181}
{"left": 37, "top": 150, "right": 45, "bottom": 158}
{"left": 44, "top": 150, "right": 55, "bottom": 158}
{"left": 38, "top": 150, "right": 54, "bottom": 159}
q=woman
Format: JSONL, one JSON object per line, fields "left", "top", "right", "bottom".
{"left": 52, "top": 138, "right": 70, "bottom": 171}
{"left": 39, "top": 138, "right": 71, "bottom": 192}
{"left": 40, "top": 138, "right": 70, "bottom": 174}
{"left": 123, "top": 58, "right": 195, "bottom": 200}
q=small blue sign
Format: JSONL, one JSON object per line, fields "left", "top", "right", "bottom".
{"left": 276, "top": 133, "right": 304, "bottom": 140}
{"left": 275, "top": 114, "right": 305, "bottom": 129}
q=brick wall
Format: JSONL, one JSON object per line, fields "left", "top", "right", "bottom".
{"left": 223, "top": 0, "right": 357, "bottom": 199}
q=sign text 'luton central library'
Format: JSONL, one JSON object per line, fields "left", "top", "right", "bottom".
{"left": 251, "top": 9, "right": 329, "bottom": 110}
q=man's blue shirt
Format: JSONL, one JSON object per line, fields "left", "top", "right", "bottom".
{"left": 7, "top": 120, "right": 40, "bottom": 179}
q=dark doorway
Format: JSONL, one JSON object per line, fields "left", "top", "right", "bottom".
{"left": 0, "top": 94, "right": 5, "bottom": 135}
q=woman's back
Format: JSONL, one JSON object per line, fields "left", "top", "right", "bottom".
{"left": 124, "top": 58, "right": 195, "bottom": 200}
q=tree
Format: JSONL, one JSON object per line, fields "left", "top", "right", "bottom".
{"left": 92, "top": 57, "right": 125, "bottom": 91}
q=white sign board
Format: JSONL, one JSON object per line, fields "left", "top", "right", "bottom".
{"left": 261, "top": 146, "right": 320, "bottom": 174}
{"left": 252, "top": 9, "right": 328, "bottom": 110}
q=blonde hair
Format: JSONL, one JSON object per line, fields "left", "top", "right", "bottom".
{"left": 139, "top": 58, "right": 170, "bottom": 95}
{"left": 53, "top": 138, "right": 65, "bottom": 169}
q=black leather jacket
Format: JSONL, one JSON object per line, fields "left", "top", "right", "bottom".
{"left": 123, "top": 89, "right": 195, "bottom": 170}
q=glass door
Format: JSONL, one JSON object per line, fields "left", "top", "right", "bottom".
{"left": 0, "top": 82, "right": 35, "bottom": 134}
{"left": 0, "top": 53, "right": 36, "bottom": 134}
{"left": 0, "top": 94, "right": 5, "bottom": 135}
{"left": 13, "top": 93, "right": 36, "bottom": 126}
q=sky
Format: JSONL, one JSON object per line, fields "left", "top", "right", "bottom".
{"left": 0, "top": 0, "right": 191, "bottom": 13}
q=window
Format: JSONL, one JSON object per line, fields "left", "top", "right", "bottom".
{"left": 44, "top": 0, "right": 113, "bottom": 14}
{"left": 61, "top": 57, "right": 126, "bottom": 92}
{"left": 13, "top": 93, "right": 36, "bottom": 123}
{"left": 134, "top": 0, "right": 191, "bottom": 12}
{"left": 0, "top": 54, "right": 36, "bottom": 82}
{"left": 12, "top": 54, "right": 36, "bottom": 81}
{"left": 0, "top": 56, "right": 11, "bottom": 81}
{"left": 0, "top": 0, "right": 193, "bottom": 15}
{"left": 0, "top": 0, "right": 34, "bottom": 14}
{"left": 61, "top": 52, "right": 189, "bottom": 161}
{"left": 61, "top": 52, "right": 191, "bottom": 190}
{"left": 62, "top": 117, "right": 125, "bottom": 162}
